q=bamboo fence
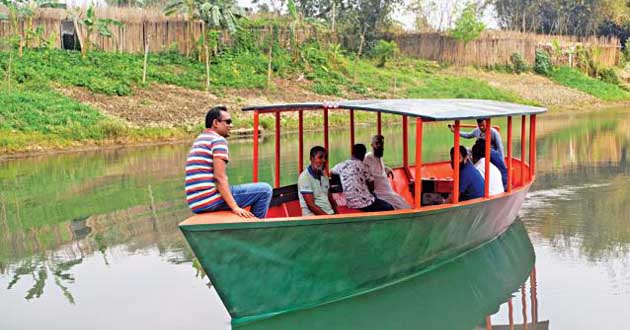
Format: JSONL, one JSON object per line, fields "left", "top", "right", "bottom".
{"left": 0, "top": 7, "right": 622, "bottom": 67}
{"left": 387, "top": 31, "right": 620, "bottom": 67}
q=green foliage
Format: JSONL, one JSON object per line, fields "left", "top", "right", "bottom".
{"left": 406, "top": 76, "right": 527, "bottom": 103}
{"left": 370, "top": 40, "right": 399, "bottom": 67}
{"left": 449, "top": 3, "right": 485, "bottom": 43}
{"left": 548, "top": 66, "right": 630, "bottom": 101}
{"left": 509, "top": 52, "right": 528, "bottom": 74}
{"left": 598, "top": 68, "right": 620, "bottom": 85}
{"left": 534, "top": 49, "right": 552, "bottom": 75}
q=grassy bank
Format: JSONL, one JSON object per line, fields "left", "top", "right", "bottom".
{"left": 7, "top": 43, "right": 628, "bottom": 155}
{"left": 547, "top": 66, "right": 630, "bottom": 101}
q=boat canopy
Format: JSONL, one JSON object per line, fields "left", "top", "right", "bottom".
{"left": 242, "top": 99, "right": 547, "bottom": 121}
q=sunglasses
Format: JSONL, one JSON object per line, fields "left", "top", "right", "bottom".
{"left": 219, "top": 119, "right": 233, "bottom": 125}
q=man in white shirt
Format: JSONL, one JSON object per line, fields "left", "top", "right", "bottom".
{"left": 471, "top": 141, "right": 505, "bottom": 196}
{"left": 363, "top": 135, "right": 411, "bottom": 209}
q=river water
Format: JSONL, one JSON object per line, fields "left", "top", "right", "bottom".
{"left": 1, "top": 108, "right": 629, "bottom": 329}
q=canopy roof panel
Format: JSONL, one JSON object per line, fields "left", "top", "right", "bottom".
{"left": 242, "top": 99, "right": 547, "bottom": 121}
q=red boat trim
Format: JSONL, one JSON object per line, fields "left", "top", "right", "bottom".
{"left": 414, "top": 118, "right": 423, "bottom": 208}
{"left": 453, "top": 120, "right": 461, "bottom": 203}
{"left": 350, "top": 109, "right": 355, "bottom": 151}
{"left": 253, "top": 110, "right": 259, "bottom": 182}
{"left": 180, "top": 181, "right": 532, "bottom": 228}
{"left": 299, "top": 110, "right": 304, "bottom": 174}
{"left": 402, "top": 115, "right": 408, "bottom": 168}
{"left": 484, "top": 118, "right": 491, "bottom": 198}
{"left": 324, "top": 108, "right": 329, "bottom": 173}
{"left": 521, "top": 115, "right": 526, "bottom": 186}
{"left": 507, "top": 116, "right": 513, "bottom": 193}
{"left": 275, "top": 111, "right": 281, "bottom": 188}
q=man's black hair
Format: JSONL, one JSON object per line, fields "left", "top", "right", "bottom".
{"left": 352, "top": 144, "right": 367, "bottom": 160}
{"left": 205, "top": 105, "right": 228, "bottom": 128}
{"left": 372, "top": 134, "right": 384, "bottom": 143}
{"left": 449, "top": 145, "right": 468, "bottom": 159}
{"left": 471, "top": 139, "right": 486, "bottom": 162}
{"left": 476, "top": 118, "right": 486, "bottom": 125}
{"left": 310, "top": 146, "right": 327, "bottom": 158}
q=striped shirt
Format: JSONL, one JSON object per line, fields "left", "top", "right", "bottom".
{"left": 185, "top": 129, "right": 229, "bottom": 213}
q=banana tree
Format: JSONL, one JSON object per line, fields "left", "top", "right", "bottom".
{"left": 72, "top": 4, "right": 124, "bottom": 58}
{"left": 0, "top": 0, "right": 63, "bottom": 56}
{"left": 164, "top": 0, "right": 245, "bottom": 57}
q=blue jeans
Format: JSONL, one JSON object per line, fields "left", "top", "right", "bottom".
{"left": 204, "top": 182, "right": 273, "bottom": 218}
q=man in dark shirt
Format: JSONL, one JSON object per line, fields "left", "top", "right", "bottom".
{"left": 473, "top": 139, "right": 508, "bottom": 191}
{"left": 450, "top": 145, "right": 484, "bottom": 201}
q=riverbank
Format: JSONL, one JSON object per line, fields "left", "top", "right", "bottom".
{"left": 2, "top": 48, "right": 629, "bottom": 156}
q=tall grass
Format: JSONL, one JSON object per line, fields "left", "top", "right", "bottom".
{"left": 548, "top": 66, "right": 630, "bottom": 101}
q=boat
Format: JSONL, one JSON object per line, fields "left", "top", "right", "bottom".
{"left": 179, "top": 99, "right": 546, "bottom": 326}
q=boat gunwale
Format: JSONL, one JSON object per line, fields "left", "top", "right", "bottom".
{"left": 179, "top": 178, "right": 534, "bottom": 231}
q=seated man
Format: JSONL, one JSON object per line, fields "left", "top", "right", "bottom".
{"left": 298, "top": 146, "right": 338, "bottom": 216}
{"left": 363, "top": 135, "right": 411, "bottom": 209}
{"left": 332, "top": 144, "right": 395, "bottom": 212}
{"left": 185, "top": 106, "right": 272, "bottom": 218}
{"left": 450, "top": 145, "right": 484, "bottom": 201}
{"left": 450, "top": 118, "right": 505, "bottom": 158}
{"left": 474, "top": 139, "right": 508, "bottom": 191}
{"left": 471, "top": 142, "right": 505, "bottom": 196}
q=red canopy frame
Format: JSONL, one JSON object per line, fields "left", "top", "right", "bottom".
{"left": 251, "top": 109, "right": 538, "bottom": 208}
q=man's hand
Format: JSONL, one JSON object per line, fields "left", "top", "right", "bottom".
{"left": 232, "top": 207, "right": 255, "bottom": 218}
{"left": 386, "top": 169, "right": 395, "bottom": 180}
{"left": 448, "top": 124, "right": 454, "bottom": 133}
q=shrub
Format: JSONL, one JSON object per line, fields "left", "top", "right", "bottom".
{"left": 534, "top": 49, "right": 552, "bottom": 75}
{"left": 599, "top": 68, "right": 620, "bottom": 85}
{"left": 509, "top": 52, "right": 528, "bottom": 74}
{"left": 370, "top": 40, "right": 399, "bottom": 67}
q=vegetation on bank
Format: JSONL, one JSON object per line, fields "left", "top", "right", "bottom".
{"left": 1, "top": 28, "right": 629, "bottom": 155}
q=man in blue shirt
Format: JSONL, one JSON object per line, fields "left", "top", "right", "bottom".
{"left": 450, "top": 145, "right": 484, "bottom": 201}
{"left": 473, "top": 139, "right": 508, "bottom": 191}
{"left": 449, "top": 119, "right": 505, "bottom": 158}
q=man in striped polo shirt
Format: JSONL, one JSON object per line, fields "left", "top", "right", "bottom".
{"left": 185, "top": 106, "right": 272, "bottom": 218}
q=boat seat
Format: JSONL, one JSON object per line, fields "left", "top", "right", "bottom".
{"left": 269, "top": 184, "right": 299, "bottom": 206}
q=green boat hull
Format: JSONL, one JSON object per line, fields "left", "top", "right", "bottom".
{"left": 239, "top": 220, "right": 535, "bottom": 330}
{"left": 180, "top": 185, "right": 530, "bottom": 325}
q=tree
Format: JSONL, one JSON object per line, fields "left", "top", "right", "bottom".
{"left": 163, "top": 0, "right": 245, "bottom": 56}
{"left": 449, "top": 3, "right": 484, "bottom": 43}
{"left": 0, "top": 0, "right": 63, "bottom": 57}
{"left": 71, "top": 3, "right": 124, "bottom": 58}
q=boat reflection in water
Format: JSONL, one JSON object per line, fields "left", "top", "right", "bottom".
{"left": 239, "top": 221, "right": 536, "bottom": 330}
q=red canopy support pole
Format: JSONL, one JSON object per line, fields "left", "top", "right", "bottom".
{"left": 484, "top": 118, "right": 491, "bottom": 198}
{"left": 485, "top": 316, "right": 492, "bottom": 330}
{"left": 377, "top": 112, "right": 382, "bottom": 135}
{"left": 350, "top": 109, "right": 355, "bottom": 153}
{"left": 414, "top": 118, "right": 423, "bottom": 209}
{"left": 508, "top": 298, "right": 514, "bottom": 330}
{"left": 324, "top": 108, "right": 329, "bottom": 173}
{"left": 521, "top": 115, "right": 527, "bottom": 186}
{"left": 298, "top": 110, "right": 304, "bottom": 174}
{"left": 530, "top": 115, "right": 536, "bottom": 179}
{"left": 402, "top": 115, "right": 408, "bottom": 168}
{"left": 252, "top": 110, "right": 259, "bottom": 182}
{"left": 531, "top": 266, "right": 538, "bottom": 324}
{"left": 274, "top": 110, "right": 281, "bottom": 188}
{"left": 453, "top": 120, "right": 461, "bottom": 204}
{"left": 507, "top": 116, "right": 513, "bottom": 193}
{"left": 521, "top": 284, "right": 528, "bottom": 329}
